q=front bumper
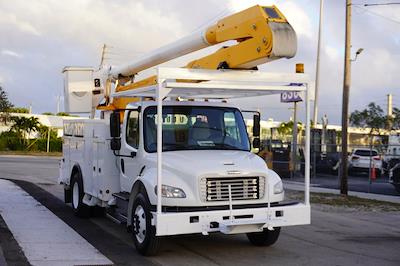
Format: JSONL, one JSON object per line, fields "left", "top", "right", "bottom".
{"left": 153, "top": 202, "right": 310, "bottom": 236}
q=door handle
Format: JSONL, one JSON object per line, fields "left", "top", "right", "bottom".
{"left": 121, "top": 159, "right": 125, "bottom": 174}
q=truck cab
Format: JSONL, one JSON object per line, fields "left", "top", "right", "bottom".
{"left": 117, "top": 101, "right": 284, "bottom": 207}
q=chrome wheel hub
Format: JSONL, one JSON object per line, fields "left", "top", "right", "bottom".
{"left": 134, "top": 205, "right": 146, "bottom": 243}
{"left": 72, "top": 182, "right": 79, "bottom": 209}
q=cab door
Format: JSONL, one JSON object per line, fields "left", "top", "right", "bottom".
{"left": 120, "top": 109, "right": 141, "bottom": 192}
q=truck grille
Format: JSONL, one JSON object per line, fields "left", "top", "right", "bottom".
{"left": 200, "top": 177, "right": 265, "bottom": 202}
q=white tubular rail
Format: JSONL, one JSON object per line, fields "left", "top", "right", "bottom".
{"left": 112, "top": 68, "right": 313, "bottom": 228}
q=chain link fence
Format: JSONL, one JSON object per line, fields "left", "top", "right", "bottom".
{"left": 257, "top": 132, "right": 400, "bottom": 194}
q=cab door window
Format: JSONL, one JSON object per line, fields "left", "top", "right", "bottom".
{"left": 126, "top": 110, "right": 139, "bottom": 149}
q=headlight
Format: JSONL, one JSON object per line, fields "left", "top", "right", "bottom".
{"left": 154, "top": 185, "right": 186, "bottom": 198}
{"left": 273, "top": 181, "right": 284, "bottom": 194}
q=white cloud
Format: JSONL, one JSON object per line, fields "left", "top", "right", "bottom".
{"left": 229, "top": 0, "right": 275, "bottom": 12}
{"left": 279, "top": 2, "right": 313, "bottom": 39}
{"left": 0, "top": 0, "right": 398, "bottom": 122}
{"left": 1, "top": 49, "right": 23, "bottom": 58}
{"left": 0, "top": 13, "right": 41, "bottom": 36}
{"left": 353, "top": 48, "right": 400, "bottom": 90}
{"left": 228, "top": 0, "right": 313, "bottom": 39}
{"left": 325, "top": 45, "right": 339, "bottom": 60}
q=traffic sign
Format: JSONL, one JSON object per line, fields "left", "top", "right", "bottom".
{"left": 280, "top": 91, "right": 302, "bottom": 103}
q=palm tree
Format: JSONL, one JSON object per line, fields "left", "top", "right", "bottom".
{"left": 10, "top": 116, "right": 41, "bottom": 144}
{"left": 277, "top": 121, "right": 303, "bottom": 137}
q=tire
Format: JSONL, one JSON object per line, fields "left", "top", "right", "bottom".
{"left": 70, "top": 172, "right": 91, "bottom": 218}
{"left": 247, "top": 227, "right": 281, "bottom": 246}
{"left": 131, "top": 193, "right": 161, "bottom": 256}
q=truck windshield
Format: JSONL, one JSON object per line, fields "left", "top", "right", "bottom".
{"left": 144, "top": 106, "right": 250, "bottom": 152}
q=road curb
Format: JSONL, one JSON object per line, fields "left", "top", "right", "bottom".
{"left": 0, "top": 154, "right": 61, "bottom": 160}
{"left": 284, "top": 181, "right": 400, "bottom": 204}
{"left": 0, "top": 214, "right": 30, "bottom": 266}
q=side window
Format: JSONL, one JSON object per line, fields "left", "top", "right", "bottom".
{"left": 224, "top": 112, "right": 239, "bottom": 140}
{"left": 126, "top": 110, "right": 139, "bottom": 149}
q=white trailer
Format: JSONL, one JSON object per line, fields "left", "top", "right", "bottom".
{"left": 59, "top": 67, "right": 311, "bottom": 255}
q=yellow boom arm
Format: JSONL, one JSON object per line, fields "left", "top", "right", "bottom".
{"left": 101, "top": 5, "right": 296, "bottom": 111}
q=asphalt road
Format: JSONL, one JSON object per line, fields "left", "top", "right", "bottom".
{"left": 1, "top": 155, "right": 400, "bottom": 266}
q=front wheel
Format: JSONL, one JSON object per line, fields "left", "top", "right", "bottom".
{"left": 132, "top": 193, "right": 161, "bottom": 256}
{"left": 247, "top": 227, "right": 281, "bottom": 246}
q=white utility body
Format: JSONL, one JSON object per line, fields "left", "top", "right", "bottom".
{"left": 60, "top": 67, "right": 311, "bottom": 255}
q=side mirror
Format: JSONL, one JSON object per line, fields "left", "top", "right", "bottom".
{"left": 110, "top": 111, "right": 121, "bottom": 138}
{"left": 253, "top": 113, "right": 260, "bottom": 137}
{"left": 253, "top": 138, "right": 260, "bottom": 149}
{"left": 110, "top": 111, "right": 121, "bottom": 151}
{"left": 110, "top": 138, "right": 121, "bottom": 151}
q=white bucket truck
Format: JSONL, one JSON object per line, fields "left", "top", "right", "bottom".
{"left": 59, "top": 5, "right": 311, "bottom": 256}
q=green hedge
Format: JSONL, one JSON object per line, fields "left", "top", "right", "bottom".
{"left": 0, "top": 132, "right": 25, "bottom": 150}
{"left": 31, "top": 139, "right": 62, "bottom": 152}
{"left": 0, "top": 132, "right": 62, "bottom": 152}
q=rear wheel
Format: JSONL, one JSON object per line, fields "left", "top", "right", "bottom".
{"left": 247, "top": 227, "right": 281, "bottom": 246}
{"left": 131, "top": 193, "right": 161, "bottom": 256}
{"left": 70, "top": 173, "right": 90, "bottom": 218}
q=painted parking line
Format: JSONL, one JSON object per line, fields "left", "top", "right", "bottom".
{"left": 0, "top": 179, "right": 113, "bottom": 266}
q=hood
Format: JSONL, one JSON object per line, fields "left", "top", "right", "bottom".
{"left": 145, "top": 150, "right": 268, "bottom": 178}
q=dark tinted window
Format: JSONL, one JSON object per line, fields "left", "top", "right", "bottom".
{"left": 354, "top": 150, "right": 378, "bottom": 156}
{"left": 264, "top": 7, "right": 280, "bottom": 19}
{"left": 126, "top": 110, "right": 139, "bottom": 149}
{"left": 144, "top": 106, "right": 250, "bottom": 152}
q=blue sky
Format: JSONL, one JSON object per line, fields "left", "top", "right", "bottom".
{"left": 0, "top": 0, "right": 399, "bottom": 124}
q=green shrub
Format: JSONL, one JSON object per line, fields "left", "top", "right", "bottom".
{"left": 30, "top": 138, "right": 62, "bottom": 152}
{"left": 0, "top": 131, "right": 25, "bottom": 150}
{"left": 0, "top": 131, "right": 62, "bottom": 152}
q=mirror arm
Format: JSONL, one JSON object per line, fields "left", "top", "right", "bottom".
{"left": 113, "top": 150, "right": 137, "bottom": 158}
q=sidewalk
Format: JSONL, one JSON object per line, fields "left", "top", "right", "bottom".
{"left": 284, "top": 180, "right": 400, "bottom": 204}
{"left": 0, "top": 179, "right": 112, "bottom": 266}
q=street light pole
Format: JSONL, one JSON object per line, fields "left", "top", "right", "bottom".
{"left": 313, "top": 0, "right": 324, "bottom": 126}
{"left": 340, "top": 0, "right": 352, "bottom": 195}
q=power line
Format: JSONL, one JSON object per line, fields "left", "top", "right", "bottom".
{"left": 354, "top": 5, "right": 400, "bottom": 25}
{"left": 364, "top": 2, "right": 400, "bottom": 6}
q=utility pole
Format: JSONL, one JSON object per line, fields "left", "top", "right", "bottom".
{"left": 56, "top": 95, "right": 60, "bottom": 114}
{"left": 313, "top": 0, "right": 324, "bottom": 126}
{"left": 291, "top": 63, "right": 304, "bottom": 177}
{"left": 340, "top": 0, "right": 352, "bottom": 195}
{"left": 100, "top": 44, "right": 107, "bottom": 67}
{"left": 387, "top": 93, "right": 393, "bottom": 129}
{"left": 47, "top": 127, "right": 51, "bottom": 153}
{"left": 291, "top": 103, "right": 298, "bottom": 178}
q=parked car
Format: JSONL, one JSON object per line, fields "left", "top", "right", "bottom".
{"left": 348, "top": 148, "right": 382, "bottom": 177}
{"left": 389, "top": 163, "right": 400, "bottom": 193}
